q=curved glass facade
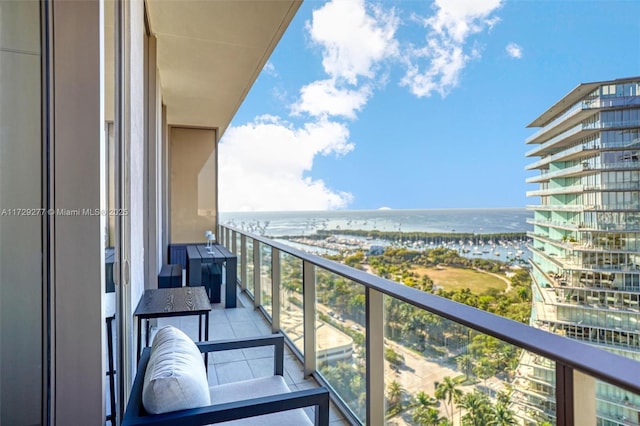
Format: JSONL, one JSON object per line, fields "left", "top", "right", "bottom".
{"left": 523, "top": 78, "right": 640, "bottom": 425}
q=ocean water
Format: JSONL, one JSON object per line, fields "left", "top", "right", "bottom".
{"left": 220, "top": 208, "right": 532, "bottom": 237}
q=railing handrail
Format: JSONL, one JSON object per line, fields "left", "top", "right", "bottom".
{"left": 222, "top": 224, "right": 640, "bottom": 396}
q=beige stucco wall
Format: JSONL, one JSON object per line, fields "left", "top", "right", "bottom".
{"left": 170, "top": 127, "right": 217, "bottom": 244}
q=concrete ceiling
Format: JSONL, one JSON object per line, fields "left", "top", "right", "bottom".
{"left": 146, "top": 0, "right": 301, "bottom": 136}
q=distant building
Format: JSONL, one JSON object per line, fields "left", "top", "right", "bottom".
{"left": 520, "top": 77, "right": 640, "bottom": 425}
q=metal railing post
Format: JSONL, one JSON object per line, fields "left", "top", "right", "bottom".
{"left": 240, "top": 234, "right": 247, "bottom": 291}
{"left": 253, "top": 240, "right": 261, "bottom": 308}
{"left": 303, "top": 260, "right": 316, "bottom": 377}
{"left": 366, "top": 288, "right": 384, "bottom": 425}
{"left": 231, "top": 230, "right": 237, "bottom": 255}
{"left": 271, "top": 247, "right": 280, "bottom": 333}
{"left": 556, "top": 363, "right": 574, "bottom": 426}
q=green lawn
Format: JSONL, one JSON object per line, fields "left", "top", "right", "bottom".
{"left": 413, "top": 266, "right": 507, "bottom": 293}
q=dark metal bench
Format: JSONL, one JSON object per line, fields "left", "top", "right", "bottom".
{"left": 158, "top": 264, "right": 182, "bottom": 288}
{"left": 122, "top": 333, "right": 330, "bottom": 426}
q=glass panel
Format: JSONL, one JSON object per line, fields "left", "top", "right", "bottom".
{"left": 382, "top": 297, "right": 556, "bottom": 425}
{"left": 514, "top": 351, "right": 556, "bottom": 424}
{"left": 0, "top": 1, "right": 43, "bottom": 423}
{"left": 280, "top": 252, "right": 304, "bottom": 355}
{"left": 246, "top": 238, "right": 254, "bottom": 297}
{"left": 260, "top": 242, "right": 272, "bottom": 318}
{"left": 316, "top": 269, "right": 367, "bottom": 422}
{"left": 596, "top": 379, "right": 640, "bottom": 425}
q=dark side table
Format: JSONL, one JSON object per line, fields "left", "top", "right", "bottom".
{"left": 134, "top": 286, "right": 212, "bottom": 366}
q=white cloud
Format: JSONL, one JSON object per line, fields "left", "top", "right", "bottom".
{"left": 219, "top": 0, "right": 402, "bottom": 212}
{"left": 219, "top": 115, "right": 354, "bottom": 211}
{"left": 401, "top": 0, "right": 503, "bottom": 97}
{"left": 292, "top": 79, "right": 372, "bottom": 119}
{"left": 291, "top": 0, "right": 398, "bottom": 120}
{"left": 223, "top": 0, "right": 509, "bottom": 211}
{"left": 263, "top": 61, "right": 278, "bottom": 77}
{"left": 308, "top": 0, "right": 399, "bottom": 84}
{"left": 506, "top": 42, "right": 523, "bottom": 59}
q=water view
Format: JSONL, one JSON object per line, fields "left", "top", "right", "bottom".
{"left": 220, "top": 208, "right": 532, "bottom": 262}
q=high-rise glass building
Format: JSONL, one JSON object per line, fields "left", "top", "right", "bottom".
{"left": 521, "top": 77, "right": 640, "bottom": 425}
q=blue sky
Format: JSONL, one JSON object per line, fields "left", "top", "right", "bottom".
{"left": 218, "top": 0, "right": 640, "bottom": 212}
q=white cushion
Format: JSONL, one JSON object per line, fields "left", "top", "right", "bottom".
{"left": 209, "top": 376, "right": 313, "bottom": 425}
{"left": 142, "top": 326, "right": 211, "bottom": 414}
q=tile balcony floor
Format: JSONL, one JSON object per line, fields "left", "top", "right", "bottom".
{"left": 146, "top": 288, "right": 350, "bottom": 425}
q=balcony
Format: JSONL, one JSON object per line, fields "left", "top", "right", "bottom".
{"left": 525, "top": 163, "right": 590, "bottom": 181}
{"left": 526, "top": 184, "right": 586, "bottom": 197}
{"left": 525, "top": 100, "right": 596, "bottom": 145}
{"left": 206, "top": 225, "right": 640, "bottom": 425}
{"left": 526, "top": 123, "right": 596, "bottom": 158}
{"left": 526, "top": 204, "right": 586, "bottom": 213}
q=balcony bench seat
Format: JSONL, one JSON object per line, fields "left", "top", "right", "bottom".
{"left": 158, "top": 264, "right": 182, "bottom": 288}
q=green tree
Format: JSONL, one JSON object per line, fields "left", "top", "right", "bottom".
{"left": 385, "top": 347, "right": 405, "bottom": 367}
{"left": 473, "top": 357, "right": 497, "bottom": 392}
{"left": 457, "top": 390, "right": 491, "bottom": 426}
{"left": 413, "top": 406, "right": 447, "bottom": 426}
{"left": 413, "top": 390, "right": 435, "bottom": 409}
{"left": 487, "top": 403, "right": 516, "bottom": 426}
{"left": 435, "top": 376, "right": 462, "bottom": 421}
{"left": 456, "top": 354, "right": 475, "bottom": 381}
{"left": 386, "top": 380, "right": 405, "bottom": 414}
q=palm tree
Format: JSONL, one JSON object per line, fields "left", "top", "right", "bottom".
{"left": 413, "top": 406, "right": 447, "bottom": 426}
{"left": 456, "top": 353, "right": 475, "bottom": 381}
{"left": 496, "top": 385, "right": 513, "bottom": 406}
{"left": 386, "top": 380, "right": 405, "bottom": 414}
{"left": 435, "top": 376, "right": 462, "bottom": 421}
{"left": 457, "top": 390, "right": 490, "bottom": 426}
{"left": 473, "top": 357, "right": 497, "bottom": 392}
{"left": 413, "top": 390, "right": 433, "bottom": 406}
{"left": 487, "top": 403, "right": 516, "bottom": 426}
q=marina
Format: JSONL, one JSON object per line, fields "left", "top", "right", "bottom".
{"left": 220, "top": 208, "right": 532, "bottom": 263}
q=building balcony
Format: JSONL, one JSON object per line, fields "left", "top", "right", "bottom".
{"left": 527, "top": 217, "right": 581, "bottom": 231}
{"left": 212, "top": 225, "right": 640, "bottom": 425}
{"left": 528, "top": 217, "right": 640, "bottom": 232}
{"left": 526, "top": 123, "right": 596, "bottom": 158}
{"left": 525, "top": 100, "right": 596, "bottom": 145}
{"left": 526, "top": 163, "right": 590, "bottom": 181}
{"left": 525, "top": 142, "right": 596, "bottom": 173}
{"left": 527, "top": 119, "right": 640, "bottom": 159}
{"left": 526, "top": 184, "right": 586, "bottom": 197}
{"left": 528, "top": 182, "right": 640, "bottom": 197}
{"left": 526, "top": 204, "right": 586, "bottom": 212}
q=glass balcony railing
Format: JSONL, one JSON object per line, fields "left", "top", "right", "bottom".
{"left": 526, "top": 100, "right": 591, "bottom": 145}
{"left": 219, "top": 224, "right": 640, "bottom": 425}
{"left": 245, "top": 238, "right": 254, "bottom": 297}
{"left": 526, "top": 185, "right": 586, "bottom": 197}
{"left": 526, "top": 163, "right": 588, "bottom": 181}
{"left": 260, "top": 242, "right": 273, "bottom": 318}
{"left": 280, "top": 251, "right": 305, "bottom": 355}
